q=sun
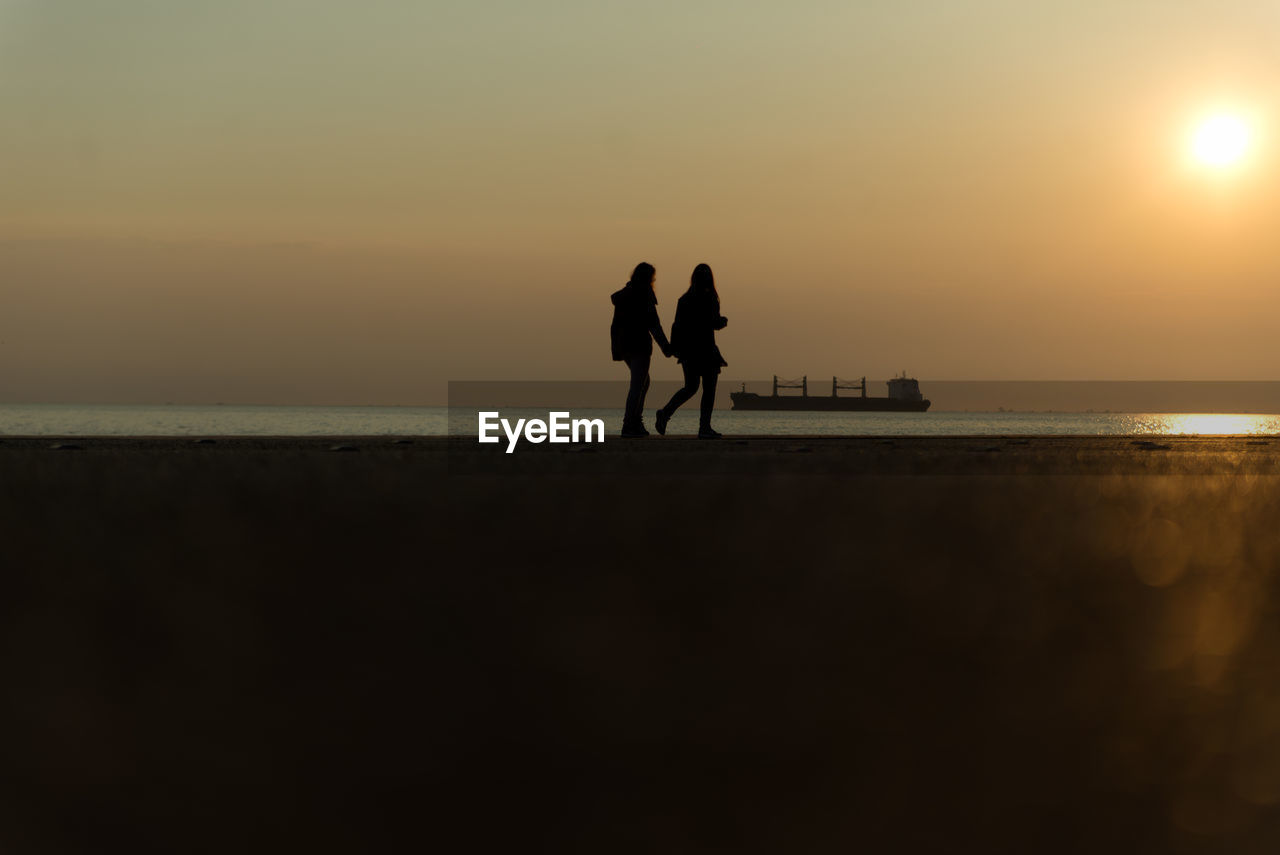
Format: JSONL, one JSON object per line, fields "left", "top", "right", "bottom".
{"left": 1191, "top": 114, "right": 1250, "bottom": 167}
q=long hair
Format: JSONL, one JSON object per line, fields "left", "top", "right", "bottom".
{"left": 628, "top": 262, "right": 656, "bottom": 291}
{"left": 686, "top": 263, "right": 718, "bottom": 300}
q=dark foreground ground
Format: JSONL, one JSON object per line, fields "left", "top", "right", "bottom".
{"left": 5, "top": 435, "right": 1280, "bottom": 852}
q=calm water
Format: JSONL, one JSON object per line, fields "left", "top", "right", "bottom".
{"left": 3, "top": 403, "right": 1280, "bottom": 437}
{"left": 0, "top": 404, "right": 450, "bottom": 437}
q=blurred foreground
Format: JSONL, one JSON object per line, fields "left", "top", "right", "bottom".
{"left": 3, "top": 436, "right": 1280, "bottom": 852}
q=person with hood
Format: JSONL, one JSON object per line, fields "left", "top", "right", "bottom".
{"left": 655, "top": 263, "right": 728, "bottom": 439}
{"left": 611, "top": 262, "right": 671, "bottom": 437}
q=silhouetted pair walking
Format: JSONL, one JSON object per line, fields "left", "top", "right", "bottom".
{"left": 610, "top": 262, "right": 728, "bottom": 438}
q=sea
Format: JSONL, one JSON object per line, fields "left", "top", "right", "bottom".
{"left": 3, "top": 403, "right": 1280, "bottom": 437}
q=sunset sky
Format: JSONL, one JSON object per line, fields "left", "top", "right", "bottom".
{"left": 3, "top": 1, "right": 1278, "bottom": 404}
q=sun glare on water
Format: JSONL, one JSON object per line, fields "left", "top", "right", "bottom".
{"left": 1191, "top": 114, "right": 1251, "bottom": 167}
{"left": 1162, "top": 414, "right": 1271, "bottom": 435}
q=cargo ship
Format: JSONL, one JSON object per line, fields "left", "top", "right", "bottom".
{"left": 729, "top": 375, "right": 931, "bottom": 412}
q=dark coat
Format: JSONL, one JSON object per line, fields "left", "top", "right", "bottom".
{"left": 670, "top": 290, "right": 727, "bottom": 372}
{"left": 610, "top": 284, "right": 669, "bottom": 361}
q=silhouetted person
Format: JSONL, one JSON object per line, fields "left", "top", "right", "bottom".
{"left": 611, "top": 262, "right": 671, "bottom": 437}
{"left": 655, "top": 263, "right": 728, "bottom": 438}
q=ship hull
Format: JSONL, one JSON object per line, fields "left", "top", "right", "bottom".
{"left": 730, "top": 392, "right": 930, "bottom": 412}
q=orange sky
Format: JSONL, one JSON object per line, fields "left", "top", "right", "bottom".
{"left": 2, "top": 2, "right": 1278, "bottom": 403}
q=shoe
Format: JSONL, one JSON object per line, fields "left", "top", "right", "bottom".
{"left": 697, "top": 426, "right": 722, "bottom": 439}
{"left": 654, "top": 409, "right": 670, "bottom": 436}
{"left": 621, "top": 422, "right": 650, "bottom": 438}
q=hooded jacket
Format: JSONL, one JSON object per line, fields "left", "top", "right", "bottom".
{"left": 610, "top": 283, "right": 670, "bottom": 361}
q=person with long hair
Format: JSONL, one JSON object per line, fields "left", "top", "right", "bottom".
{"left": 610, "top": 262, "right": 671, "bottom": 437}
{"left": 655, "top": 263, "right": 728, "bottom": 439}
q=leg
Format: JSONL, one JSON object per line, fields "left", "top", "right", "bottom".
{"left": 623, "top": 352, "right": 651, "bottom": 431}
{"left": 661, "top": 363, "right": 701, "bottom": 416}
{"left": 699, "top": 370, "right": 718, "bottom": 430}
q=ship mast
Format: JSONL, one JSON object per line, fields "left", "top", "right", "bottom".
{"left": 773, "top": 375, "right": 806, "bottom": 397}
{"left": 832, "top": 376, "right": 868, "bottom": 398}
